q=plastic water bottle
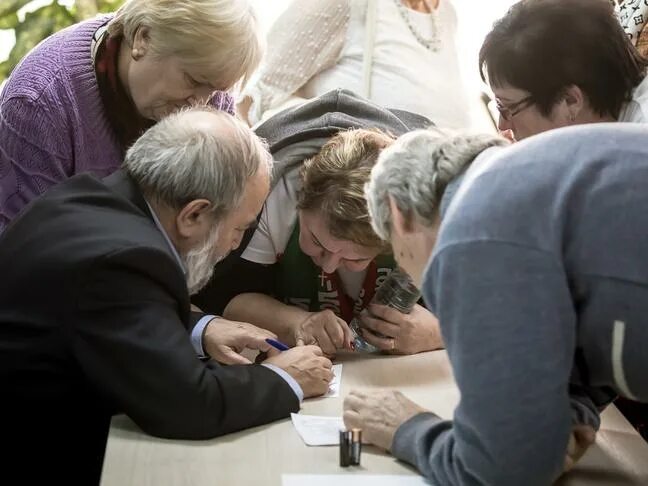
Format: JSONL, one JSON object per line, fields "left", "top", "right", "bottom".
{"left": 349, "top": 267, "right": 421, "bottom": 352}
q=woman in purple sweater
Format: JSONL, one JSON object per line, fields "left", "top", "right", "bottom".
{"left": 0, "top": 0, "right": 263, "bottom": 231}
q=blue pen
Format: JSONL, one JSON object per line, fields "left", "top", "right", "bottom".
{"left": 265, "top": 338, "right": 290, "bottom": 351}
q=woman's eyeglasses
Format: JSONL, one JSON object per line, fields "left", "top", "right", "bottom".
{"left": 496, "top": 95, "right": 534, "bottom": 121}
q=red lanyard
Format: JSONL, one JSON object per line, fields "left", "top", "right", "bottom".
{"left": 318, "top": 261, "right": 379, "bottom": 323}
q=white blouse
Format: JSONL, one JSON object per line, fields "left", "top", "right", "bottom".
{"left": 619, "top": 75, "right": 648, "bottom": 123}
{"left": 244, "top": 0, "right": 473, "bottom": 129}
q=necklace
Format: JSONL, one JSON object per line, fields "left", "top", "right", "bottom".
{"left": 393, "top": 0, "right": 441, "bottom": 52}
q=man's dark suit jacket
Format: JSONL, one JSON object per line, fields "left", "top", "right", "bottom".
{"left": 0, "top": 171, "right": 299, "bottom": 485}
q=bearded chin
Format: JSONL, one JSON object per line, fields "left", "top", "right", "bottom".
{"left": 184, "top": 226, "right": 224, "bottom": 295}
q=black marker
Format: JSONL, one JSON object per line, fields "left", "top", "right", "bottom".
{"left": 339, "top": 430, "right": 351, "bottom": 467}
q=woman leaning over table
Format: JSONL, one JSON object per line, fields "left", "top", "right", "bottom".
{"left": 0, "top": 0, "right": 262, "bottom": 232}
{"left": 222, "top": 128, "right": 443, "bottom": 357}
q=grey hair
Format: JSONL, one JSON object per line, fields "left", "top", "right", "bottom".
{"left": 365, "top": 129, "right": 509, "bottom": 240}
{"left": 108, "top": 0, "right": 264, "bottom": 89}
{"left": 123, "top": 106, "right": 272, "bottom": 218}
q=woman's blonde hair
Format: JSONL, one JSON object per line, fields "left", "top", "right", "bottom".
{"left": 298, "top": 129, "right": 395, "bottom": 251}
{"left": 108, "top": 0, "right": 263, "bottom": 89}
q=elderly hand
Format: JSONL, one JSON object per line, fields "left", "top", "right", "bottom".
{"left": 343, "top": 389, "right": 428, "bottom": 450}
{"left": 264, "top": 345, "right": 334, "bottom": 398}
{"left": 203, "top": 317, "right": 279, "bottom": 365}
{"left": 359, "top": 303, "right": 443, "bottom": 354}
{"left": 293, "top": 309, "right": 353, "bottom": 356}
{"left": 563, "top": 424, "right": 596, "bottom": 473}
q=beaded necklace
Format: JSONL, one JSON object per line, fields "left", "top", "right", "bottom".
{"left": 393, "top": 0, "right": 441, "bottom": 52}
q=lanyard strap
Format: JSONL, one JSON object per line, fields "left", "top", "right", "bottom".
{"left": 278, "top": 222, "right": 393, "bottom": 322}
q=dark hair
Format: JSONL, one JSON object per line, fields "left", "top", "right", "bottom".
{"left": 479, "top": 0, "right": 647, "bottom": 118}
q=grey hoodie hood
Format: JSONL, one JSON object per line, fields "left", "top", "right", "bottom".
{"left": 255, "top": 89, "right": 434, "bottom": 184}
{"left": 192, "top": 89, "right": 432, "bottom": 313}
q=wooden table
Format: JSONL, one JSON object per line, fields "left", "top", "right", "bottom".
{"left": 101, "top": 350, "right": 648, "bottom": 485}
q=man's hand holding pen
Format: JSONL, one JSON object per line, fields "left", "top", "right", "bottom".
{"left": 264, "top": 344, "right": 334, "bottom": 398}
{"left": 203, "top": 317, "right": 280, "bottom": 365}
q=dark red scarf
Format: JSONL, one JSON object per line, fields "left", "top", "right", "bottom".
{"left": 94, "top": 34, "right": 154, "bottom": 153}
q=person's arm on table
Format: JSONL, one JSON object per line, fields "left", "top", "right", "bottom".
{"left": 562, "top": 383, "right": 617, "bottom": 471}
{"left": 189, "top": 303, "right": 287, "bottom": 366}
{"left": 74, "top": 248, "right": 332, "bottom": 439}
{"left": 359, "top": 303, "right": 444, "bottom": 354}
{"left": 346, "top": 241, "right": 591, "bottom": 485}
{"left": 190, "top": 309, "right": 286, "bottom": 365}
{"left": 225, "top": 293, "right": 353, "bottom": 356}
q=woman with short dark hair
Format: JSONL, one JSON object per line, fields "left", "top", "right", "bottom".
{"left": 479, "top": 0, "right": 648, "bottom": 140}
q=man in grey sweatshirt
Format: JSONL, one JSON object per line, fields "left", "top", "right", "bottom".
{"left": 346, "top": 123, "right": 648, "bottom": 485}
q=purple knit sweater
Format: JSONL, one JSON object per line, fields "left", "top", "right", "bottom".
{"left": 0, "top": 15, "right": 235, "bottom": 232}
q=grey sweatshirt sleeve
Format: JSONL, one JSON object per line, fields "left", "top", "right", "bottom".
{"left": 569, "top": 385, "right": 603, "bottom": 429}
{"left": 392, "top": 240, "right": 592, "bottom": 486}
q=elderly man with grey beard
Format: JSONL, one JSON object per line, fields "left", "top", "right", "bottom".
{"left": 0, "top": 106, "right": 333, "bottom": 486}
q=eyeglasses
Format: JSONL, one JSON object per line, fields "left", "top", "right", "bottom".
{"left": 496, "top": 95, "right": 535, "bottom": 121}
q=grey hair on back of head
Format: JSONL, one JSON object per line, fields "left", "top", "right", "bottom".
{"left": 123, "top": 105, "right": 272, "bottom": 219}
{"left": 365, "top": 129, "right": 508, "bottom": 241}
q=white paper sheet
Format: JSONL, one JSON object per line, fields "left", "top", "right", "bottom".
{"left": 290, "top": 413, "right": 344, "bottom": 446}
{"left": 283, "top": 474, "right": 429, "bottom": 485}
{"left": 323, "top": 363, "right": 343, "bottom": 397}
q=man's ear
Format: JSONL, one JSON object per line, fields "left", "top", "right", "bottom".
{"left": 388, "top": 195, "right": 413, "bottom": 237}
{"left": 562, "top": 84, "right": 586, "bottom": 122}
{"left": 175, "top": 199, "right": 213, "bottom": 240}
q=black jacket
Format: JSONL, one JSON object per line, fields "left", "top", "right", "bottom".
{"left": 0, "top": 171, "right": 299, "bottom": 485}
{"left": 193, "top": 89, "right": 432, "bottom": 314}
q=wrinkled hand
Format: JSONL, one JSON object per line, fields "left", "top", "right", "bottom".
{"left": 343, "top": 389, "right": 428, "bottom": 451}
{"left": 293, "top": 310, "right": 353, "bottom": 356}
{"left": 359, "top": 304, "right": 443, "bottom": 355}
{"left": 203, "top": 317, "right": 278, "bottom": 365}
{"left": 264, "top": 345, "right": 334, "bottom": 398}
{"left": 563, "top": 425, "right": 596, "bottom": 472}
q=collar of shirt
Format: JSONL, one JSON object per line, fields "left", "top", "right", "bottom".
{"left": 145, "top": 200, "right": 187, "bottom": 275}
